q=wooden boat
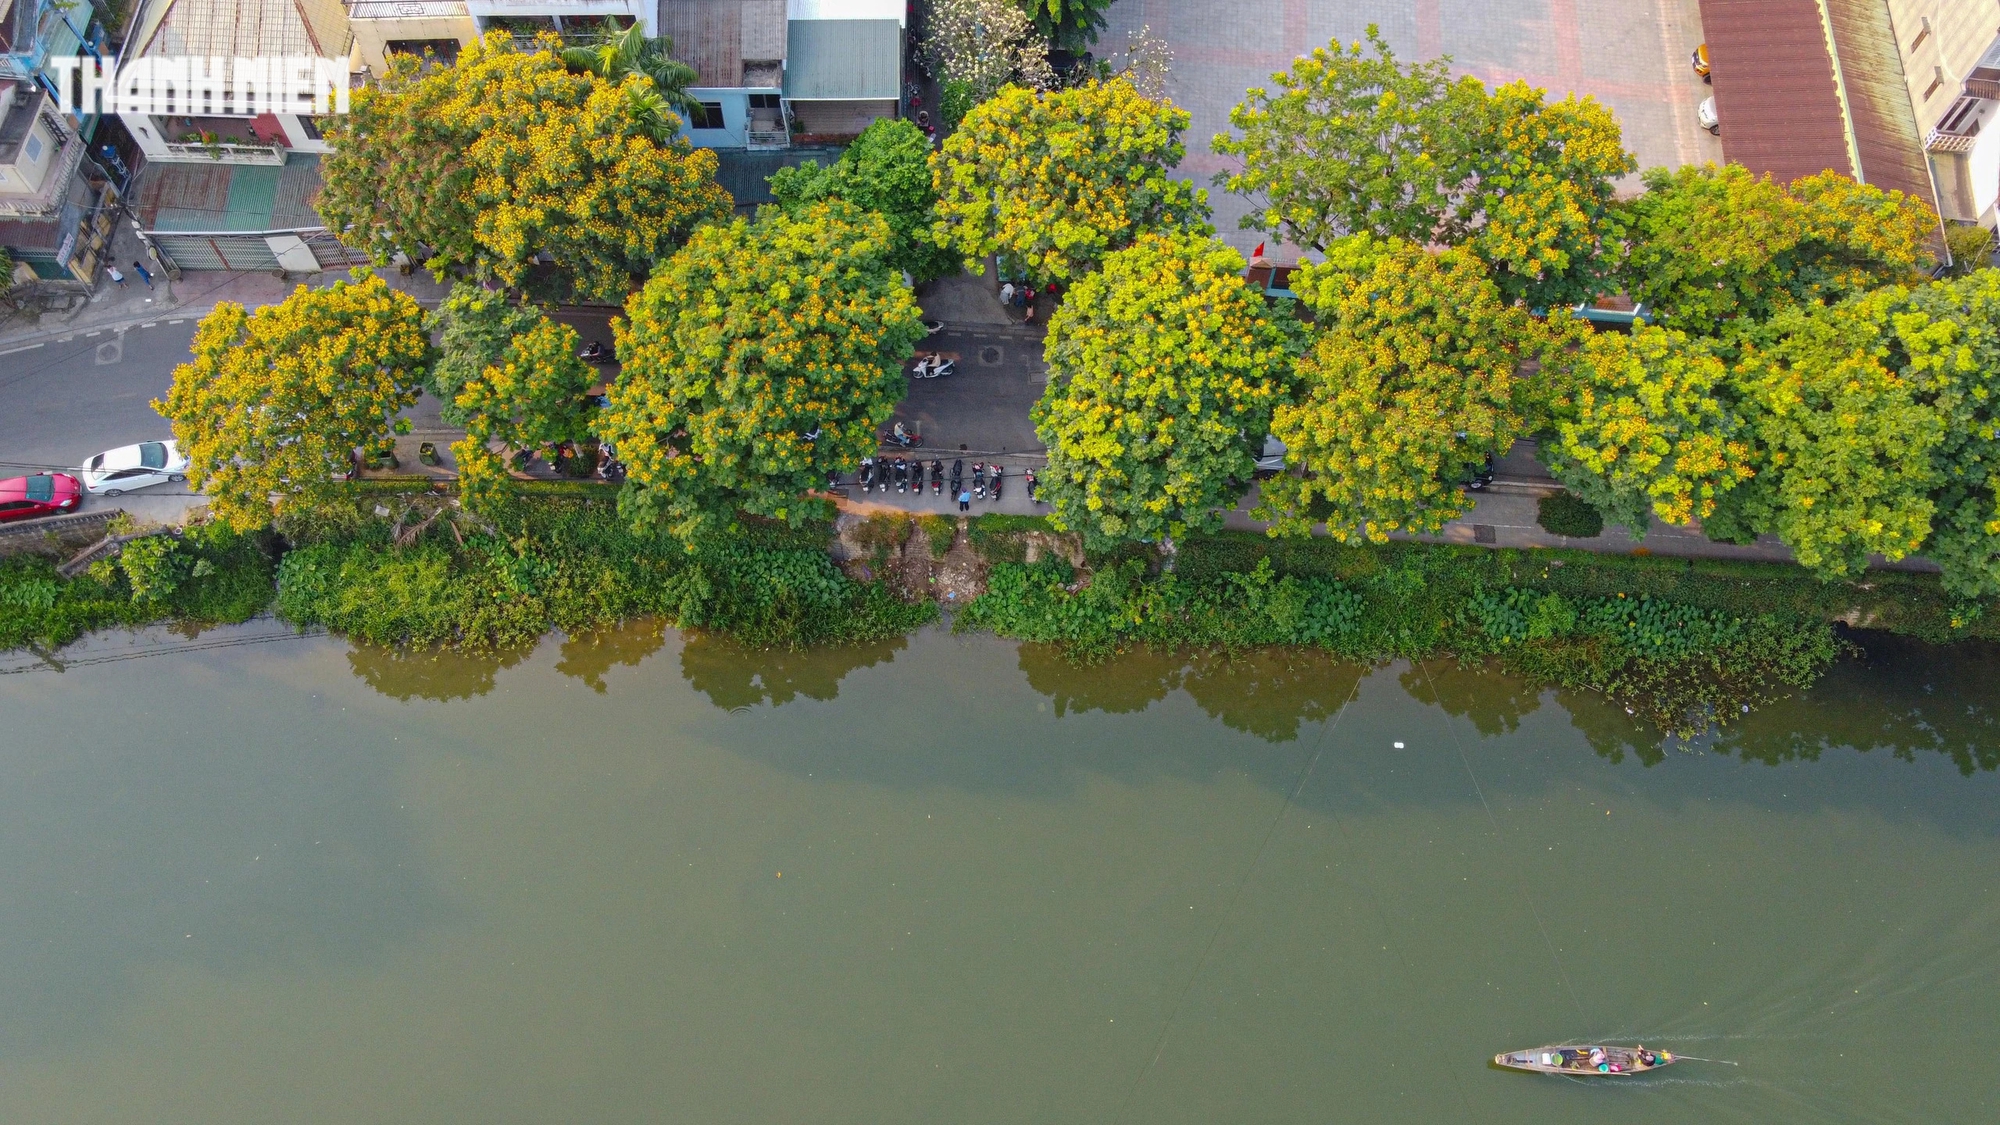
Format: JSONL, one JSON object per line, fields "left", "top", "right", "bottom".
{"left": 1493, "top": 1044, "right": 1676, "bottom": 1076}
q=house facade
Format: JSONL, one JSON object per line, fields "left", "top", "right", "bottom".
{"left": 1888, "top": 0, "right": 2000, "bottom": 226}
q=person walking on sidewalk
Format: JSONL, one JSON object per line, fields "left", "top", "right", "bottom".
{"left": 133, "top": 261, "right": 154, "bottom": 289}
{"left": 106, "top": 264, "right": 126, "bottom": 288}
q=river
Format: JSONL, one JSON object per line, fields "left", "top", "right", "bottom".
{"left": 0, "top": 623, "right": 1994, "bottom": 1122}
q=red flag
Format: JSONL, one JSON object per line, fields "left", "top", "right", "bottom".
{"left": 1252, "top": 242, "right": 1266, "bottom": 258}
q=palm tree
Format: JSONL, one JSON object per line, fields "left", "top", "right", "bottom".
{"left": 560, "top": 19, "right": 703, "bottom": 122}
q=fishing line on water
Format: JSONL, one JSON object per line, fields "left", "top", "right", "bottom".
{"left": 1114, "top": 674, "right": 1362, "bottom": 1124}
{"left": 1418, "top": 659, "right": 1590, "bottom": 1029}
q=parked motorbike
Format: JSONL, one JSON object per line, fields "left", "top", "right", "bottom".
{"left": 930, "top": 459, "right": 944, "bottom": 496}
{"left": 826, "top": 468, "right": 841, "bottom": 491}
{"left": 578, "top": 340, "right": 612, "bottom": 364}
{"left": 894, "top": 457, "right": 909, "bottom": 493}
{"left": 990, "top": 464, "right": 1004, "bottom": 502}
{"left": 972, "top": 462, "right": 986, "bottom": 500}
{"left": 1025, "top": 469, "right": 1040, "bottom": 504}
{"left": 950, "top": 458, "right": 964, "bottom": 497}
{"left": 922, "top": 319, "right": 946, "bottom": 337}
{"left": 859, "top": 457, "right": 876, "bottom": 494}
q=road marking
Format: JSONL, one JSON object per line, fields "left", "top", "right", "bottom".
{"left": 0, "top": 342, "right": 45, "bottom": 357}
{"left": 85, "top": 330, "right": 103, "bottom": 337}
{"left": 168, "top": 319, "right": 185, "bottom": 324}
{"left": 138, "top": 322, "right": 157, "bottom": 329}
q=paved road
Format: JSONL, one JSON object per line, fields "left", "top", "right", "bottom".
{"left": 0, "top": 318, "right": 203, "bottom": 526}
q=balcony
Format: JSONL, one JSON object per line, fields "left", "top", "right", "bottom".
{"left": 745, "top": 128, "right": 789, "bottom": 150}
{"left": 1928, "top": 130, "right": 1978, "bottom": 154}
{"left": 158, "top": 141, "right": 288, "bottom": 165}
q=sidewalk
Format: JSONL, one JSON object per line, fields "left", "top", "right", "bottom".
{"left": 0, "top": 260, "right": 454, "bottom": 348}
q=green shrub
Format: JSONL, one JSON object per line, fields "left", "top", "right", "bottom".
{"left": 1537, "top": 491, "right": 1605, "bottom": 538}
{"left": 917, "top": 514, "right": 957, "bottom": 557}
{"left": 941, "top": 79, "right": 975, "bottom": 131}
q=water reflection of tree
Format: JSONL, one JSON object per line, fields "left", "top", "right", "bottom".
{"left": 1016, "top": 644, "right": 1185, "bottom": 716}
{"left": 1715, "top": 635, "right": 2000, "bottom": 775}
{"left": 555, "top": 621, "right": 669, "bottom": 693}
{"left": 679, "top": 632, "right": 906, "bottom": 710}
{"left": 1182, "top": 649, "right": 1360, "bottom": 742}
{"left": 1555, "top": 687, "right": 1667, "bottom": 766}
{"left": 1017, "top": 644, "right": 1365, "bottom": 743}
{"left": 1400, "top": 659, "right": 1547, "bottom": 737}
{"left": 346, "top": 643, "right": 530, "bottom": 701}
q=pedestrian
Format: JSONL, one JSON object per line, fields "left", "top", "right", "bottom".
{"left": 958, "top": 489, "right": 971, "bottom": 513}
{"left": 132, "top": 260, "right": 154, "bottom": 289}
{"left": 106, "top": 264, "right": 126, "bottom": 288}
{"left": 1000, "top": 281, "right": 1016, "bottom": 307}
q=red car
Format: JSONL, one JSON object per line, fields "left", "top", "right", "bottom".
{"left": 0, "top": 473, "right": 83, "bottom": 522}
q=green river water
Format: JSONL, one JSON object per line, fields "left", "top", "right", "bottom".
{"left": 1, "top": 622, "right": 1995, "bottom": 1123}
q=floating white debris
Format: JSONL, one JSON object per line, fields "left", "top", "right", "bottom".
{"left": 1393, "top": 742, "right": 1404, "bottom": 749}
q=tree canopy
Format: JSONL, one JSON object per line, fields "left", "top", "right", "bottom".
{"left": 1212, "top": 27, "right": 1635, "bottom": 308}
{"left": 1023, "top": 0, "right": 1112, "bottom": 50}
{"left": 428, "top": 282, "right": 545, "bottom": 426}
{"left": 318, "top": 34, "right": 731, "bottom": 302}
{"left": 1617, "top": 164, "right": 1937, "bottom": 336}
{"left": 1032, "top": 231, "right": 1303, "bottom": 548}
{"left": 1257, "top": 235, "right": 1576, "bottom": 541}
{"left": 154, "top": 272, "right": 434, "bottom": 531}
{"left": 769, "top": 118, "right": 959, "bottom": 283}
{"left": 451, "top": 318, "right": 598, "bottom": 512}
{"left": 599, "top": 201, "right": 925, "bottom": 543}
{"left": 1542, "top": 326, "right": 1754, "bottom": 537}
{"left": 558, "top": 17, "right": 701, "bottom": 120}
{"left": 931, "top": 78, "right": 1209, "bottom": 283}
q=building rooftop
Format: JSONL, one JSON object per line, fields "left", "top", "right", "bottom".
{"left": 661, "top": 0, "right": 786, "bottom": 89}
{"left": 784, "top": 16, "right": 897, "bottom": 100}
{"left": 129, "top": 0, "right": 349, "bottom": 59}
{"left": 0, "top": 78, "right": 43, "bottom": 164}
{"left": 346, "top": 0, "right": 466, "bottom": 18}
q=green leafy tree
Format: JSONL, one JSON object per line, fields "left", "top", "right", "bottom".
{"left": 1875, "top": 271, "right": 2000, "bottom": 597}
{"left": 452, "top": 319, "right": 598, "bottom": 512}
{"left": 600, "top": 201, "right": 926, "bottom": 543}
{"left": 931, "top": 78, "right": 1209, "bottom": 283}
{"left": 1618, "top": 164, "right": 1937, "bottom": 336}
{"left": 1542, "top": 326, "right": 1754, "bottom": 537}
{"left": 1212, "top": 27, "right": 1635, "bottom": 307}
{"left": 154, "top": 273, "right": 435, "bottom": 531}
{"left": 559, "top": 17, "right": 702, "bottom": 120}
{"left": 1256, "top": 236, "right": 1566, "bottom": 541}
{"left": 1032, "top": 231, "right": 1303, "bottom": 548}
{"left": 428, "top": 282, "right": 544, "bottom": 425}
{"left": 1704, "top": 293, "right": 1941, "bottom": 577}
{"left": 769, "top": 119, "right": 959, "bottom": 283}
{"left": 1023, "top": 0, "right": 1112, "bottom": 50}
{"left": 319, "top": 34, "right": 731, "bottom": 301}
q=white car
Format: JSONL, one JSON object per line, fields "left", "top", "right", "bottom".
{"left": 81, "top": 440, "right": 189, "bottom": 496}
{"left": 1697, "top": 96, "right": 1719, "bottom": 135}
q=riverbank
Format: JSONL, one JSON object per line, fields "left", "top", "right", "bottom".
{"left": 4, "top": 486, "right": 1995, "bottom": 738}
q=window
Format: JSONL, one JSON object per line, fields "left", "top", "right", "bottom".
{"left": 24, "top": 475, "right": 54, "bottom": 502}
{"left": 691, "top": 101, "right": 726, "bottom": 129}
{"left": 295, "top": 116, "right": 322, "bottom": 140}
{"left": 1927, "top": 66, "right": 1946, "bottom": 100}
{"left": 749, "top": 93, "right": 782, "bottom": 110}
{"left": 1911, "top": 16, "right": 1931, "bottom": 53}
{"left": 0, "top": 501, "right": 33, "bottom": 513}
{"left": 108, "top": 468, "right": 148, "bottom": 481}
{"left": 23, "top": 133, "right": 41, "bottom": 162}
{"left": 139, "top": 442, "right": 167, "bottom": 469}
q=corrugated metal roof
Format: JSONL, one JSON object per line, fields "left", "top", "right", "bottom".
{"left": 133, "top": 0, "right": 348, "bottom": 59}
{"left": 1825, "top": 0, "right": 1936, "bottom": 208}
{"left": 783, "top": 17, "right": 898, "bottom": 100}
{"left": 1699, "top": 0, "right": 1855, "bottom": 184}
{"left": 1699, "top": 0, "right": 1939, "bottom": 213}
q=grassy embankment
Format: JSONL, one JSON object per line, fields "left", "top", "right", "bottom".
{"left": 3, "top": 489, "right": 1993, "bottom": 735}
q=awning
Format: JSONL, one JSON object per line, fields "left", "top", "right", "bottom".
{"left": 783, "top": 18, "right": 900, "bottom": 101}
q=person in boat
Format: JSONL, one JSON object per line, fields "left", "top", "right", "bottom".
{"left": 1588, "top": 1048, "right": 1608, "bottom": 1071}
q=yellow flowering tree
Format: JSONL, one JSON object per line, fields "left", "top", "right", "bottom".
{"left": 1618, "top": 164, "right": 1937, "bottom": 335}
{"left": 600, "top": 201, "right": 926, "bottom": 544}
{"left": 1703, "top": 293, "right": 1941, "bottom": 576}
{"left": 1033, "top": 231, "right": 1303, "bottom": 548}
{"left": 153, "top": 272, "right": 434, "bottom": 531}
{"left": 1214, "top": 27, "right": 1635, "bottom": 307}
{"left": 930, "top": 78, "right": 1209, "bottom": 283}
{"left": 451, "top": 318, "right": 598, "bottom": 512}
{"left": 319, "top": 33, "right": 731, "bottom": 302}
{"left": 1256, "top": 235, "right": 1565, "bottom": 541}
{"left": 1542, "top": 326, "right": 1755, "bottom": 537}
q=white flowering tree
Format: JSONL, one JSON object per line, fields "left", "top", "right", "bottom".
{"left": 923, "top": 0, "right": 1055, "bottom": 100}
